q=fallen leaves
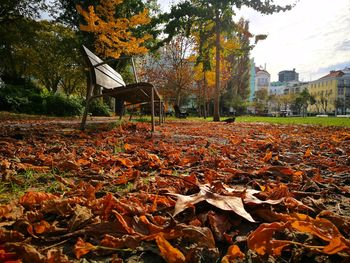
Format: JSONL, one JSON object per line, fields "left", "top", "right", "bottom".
{"left": 74, "top": 237, "right": 97, "bottom": 259}
{"left": 155, "top": 234, "right": 186, "bottom": 263}
{"left": 0, "top": 119, "right": 349, "bottom": 262}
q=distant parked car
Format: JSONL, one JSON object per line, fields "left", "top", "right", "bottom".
{"left": 279, "top": 110, "right": 291, "bottom": 117}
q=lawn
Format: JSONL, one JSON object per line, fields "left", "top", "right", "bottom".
{"left": 162, "top": 115, "right": 350, "bottom": 127}
{"left": 1, "top": 117, "right": 349, "bottom": 262}
{"left": 236, "top": 116, "right": 350, "bottom": 126}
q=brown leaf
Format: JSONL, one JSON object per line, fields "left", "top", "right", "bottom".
{"left": 6, "top": 243, "right": 46, "bottom": 263}
{"left": 47, "top": 248, "right": 70, "bottom": 263}
{"left": 68, "top": 204, "right": 93, "bottom": 232}
{"left": 16, "top": 162, "right": 50, "bottom": 173}
{"left": 207, "top": 211, "right": 232, "bottom": 241}
{"left": 58, "top": 160, "right": 80, "bottom": 171}
{"left": 0, "top": 228, "right": 25, "bottom": 242}
{"left": 317, "top": 210, "right": 350, "bottom": 236}
{"left": 19, "top": 192, "right": 58, "bottom": 208}
{"left": 101, "top": 234, "right": 140, "bottom": 249}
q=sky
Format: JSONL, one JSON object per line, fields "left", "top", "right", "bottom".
{"left": 158, "top": 0, "right": 350, "bottom": 82}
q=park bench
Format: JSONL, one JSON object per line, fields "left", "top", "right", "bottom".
{"left": 80, "top": 45, "right": 163, "bottom": 131}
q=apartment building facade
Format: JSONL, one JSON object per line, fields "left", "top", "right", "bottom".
{"left": 278, "top": 69, "right": 299, "bottom": 82}
{"left": 308, "top": 69, "right": 350, "bottom": 114}
{"left": 255, "top": 67, "right": 270, "bottom": 93}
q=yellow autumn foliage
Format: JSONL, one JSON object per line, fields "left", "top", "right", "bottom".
{"left": 76, "top": 0, "right": 151, "bottom": 58}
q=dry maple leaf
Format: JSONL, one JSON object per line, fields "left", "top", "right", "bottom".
{"left": 170, "top": 184, "right": 255, "bottom": 222}
{"left": 170, "top": 184, "right": 284, "bottom": 223}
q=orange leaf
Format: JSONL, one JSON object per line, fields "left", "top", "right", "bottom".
{"left": 76, "top": 158, "right": 91, "bottom": 166}
{"left": 33, "top": 220, "right": 51, "bottom": 234}
{"left": 247, "top": 222, "right": 291, "bottom": 256}
{"left": 155, "top": 234, "right": 185, "bottom": 263}
{"left": 262, "top": 151, "right": 272, "bottom": 162}
{"left": 101, "top": 234, "right": 140, "bottom": 249}
{"left": 289, "top": 214, "right": 336, "bottom": 241}
{"left": 304, "top": 148, "right": 312, "bottom": 157}
{"left": 17, "top": 162, "right": 50, "bottom": 172}
{"left": 58, "top": 160, "right": 80, "bottom": 171}
{"left": 19, "top": 192, "right": 58, "bottom": 208}
{"left": 0, "top": 204, "right": 12, "bottom": 217}
{"left": 116, "top": 157, "right": 134, "bottom": 167}
{"left": 221, "top": 244, "right": 245, "bottom": 262}
{"left": 323, "top": 236, "right": 350, "bottom": 254}
{"left": 112, "top": 210, "right": 136, "bottom": 234}
{"left": 74, "top": 237, "right": 97, "bottom": 259}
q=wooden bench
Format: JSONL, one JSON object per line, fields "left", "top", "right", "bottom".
{"left": 80, "top": 45, "right": 163, "bottom": 131}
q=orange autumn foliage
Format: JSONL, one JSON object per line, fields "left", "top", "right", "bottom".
{"left": 76, "top": 0, "right": 151, "bottom": 59}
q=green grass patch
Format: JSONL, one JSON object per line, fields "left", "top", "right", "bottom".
{"left": 235, "top": 116, "right": 350, "bottom": 127}
{"left": 161, "top": 115, "right": 350, "bottom": 127}
{"left": 0, "top": 170, "right": 68, "bottom": 203}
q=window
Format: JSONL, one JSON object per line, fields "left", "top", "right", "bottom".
{"left": 346, "top": 87, "right": 350, "bottom": 96}
{"left": 338, "top": 87, "right": 344, "bottom": 95}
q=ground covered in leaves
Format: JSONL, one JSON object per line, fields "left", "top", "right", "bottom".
{"left": 1, "top": 117, "right": 350, "bottom": 263}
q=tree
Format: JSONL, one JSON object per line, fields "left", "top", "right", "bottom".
{"left": 162, "top": 0, "right": 295, "bottom": 121}
{"left": 0, "top": 18, "right": 39, "bottom": 85}
{"left": 139, "top": 35, "right": 195, "bottom": 108}
{"left": 253, "top": 88, "right": 268, "bottom": 114}
{"left": 223, "top": 18, "right": 252, "bottom": 114}
{"left": 76, "top": 0, "right": 152, "bottom": 59}
{"left": 30, "top": 21, "right": 84, "bottom": 94}
{"left": 0, "top": 0, "right": 47, "bottom": 24}
{"left": 293, "top": 89, "right": 315, "bottom": 116}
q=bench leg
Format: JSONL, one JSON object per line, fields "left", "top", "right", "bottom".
{"left": 151, "top": 87, "right": 155, "bottom": 132}
{"left": 159, "top": 100, "right": 162, "bottom": 125}
{"left": 81, "top": 77, "right": 94, "bottom": 130}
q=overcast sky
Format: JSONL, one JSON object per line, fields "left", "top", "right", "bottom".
{"left": 158, "top": 0, "right": 350, "bottom": 82}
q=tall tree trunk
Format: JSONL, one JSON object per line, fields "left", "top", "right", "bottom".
{"left": 213, "top": 15, "right": 220, "bottom": 121}
{"left": 203, "top": 72, "right": 207, "bottom": 119}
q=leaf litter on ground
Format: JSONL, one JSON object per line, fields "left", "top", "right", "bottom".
{"left": 0, "top": 118, "right": 349, "bottom": 262}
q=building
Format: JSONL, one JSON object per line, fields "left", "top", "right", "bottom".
{"left": 278, "top": 69, "right": 299, "bottom": 82}
{"left": 308, "top": 68, "right": 350, "bottom": 114}
{"left": 255, "top": 67, "right": 270, "bottom": 93}
{"left": 249, "top": 58, "right": 255, "bottom": 102}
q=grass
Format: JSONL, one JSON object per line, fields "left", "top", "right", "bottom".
{"left": 1, "top": 111, "right": 350, "bottom": 127}
{"left": 160, "top": 115, "right": 350, "bottom": 127}
{"left": 0, "top": 170, "right": 67, "bottom": 203}
{"left": 235, "top": 116, "right": 350, "bottom": 127}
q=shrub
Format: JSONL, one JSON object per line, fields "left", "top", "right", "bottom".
{"left": 88, "top": 100, "right": 111, "bottom": 116}
{"left": 44, "top": 94, "right": 83, "bottom": 116}
{"left": 0, "top": 84, "right": 41, "bottom": 113}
